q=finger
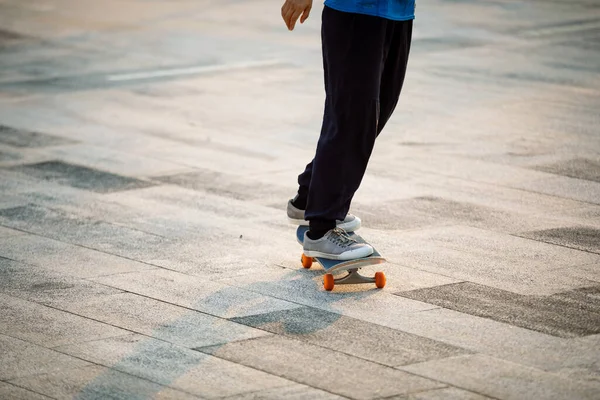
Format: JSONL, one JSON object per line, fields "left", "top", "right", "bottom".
{"left": 300, "top": 5, "right": 312, "bottom": 23}
{"left": 288, "top": 9, "right": 303, "bottom": 30}
{"left": 281, "top": 3, "right": 289, "bottom": 19}
{"left": 285, "top": 8, "right": 297, "bottom": 30}
{"left": 283, "top": 8, "right": 293, "bottom": 29}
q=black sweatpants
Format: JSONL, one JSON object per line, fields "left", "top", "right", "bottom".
{"left": 297, "top": 6, "right": 413, "bottom": 228}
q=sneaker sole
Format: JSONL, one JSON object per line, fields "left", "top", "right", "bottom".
{"left": 304, "top": 246, "right": 373, "bottom": 261}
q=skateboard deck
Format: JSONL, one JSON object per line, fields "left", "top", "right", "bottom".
{"left": 296, "top": 226, "right": 386, "bottom": 291}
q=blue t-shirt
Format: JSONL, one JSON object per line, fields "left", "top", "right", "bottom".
{"left": 324, "top": 0, "right": 415, "bottom": 21}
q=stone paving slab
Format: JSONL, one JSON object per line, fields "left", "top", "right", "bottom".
{"left": 513, "top": 176, "right": 600, "bottom": 205}
{"left": 53, "top": 291, "right": 271, "bottom": 348}
{"left": 216, "top": 267, "right": 439, "bottom": 321}
{"left": 398, "top": 282, "right": 600, "bottom": 338}
{"left": 198, "top": 335, "right": 445, "bottom": 400}
{"left": 0, "top": 334, "right": 91, "bottom": 381}
{"left": 552, "top": 264, "right": 600, "bottom": 284}
{"left": 91, "top": 268, "right": 302, "bottom": 319}
{"left": 0, "top": 225, "right": 21, "bottom": 237}
{"left": 1, "top": 0, "right": 600, "bottom": 398}
{"left": 0, "top": 124, "right": 75, "bottom": 148}
{"left": 0, "top": 382, "right": 52, "bottom": 400}
{"left": 351, "top": 195, "right": 569, "bottom": 234}
{"left": 231, "top": 306, "right": 468, "bottom": 367}
{"left": 54, "top": 333, "right": 294, "bottom": 399}
{"left": 0, "top": 293, "right": 129, "bottom": 348}
{"left": 41, "top": 143, "right": 191, "bottom": 178}
{"left": 12, "top": 160, "right": 156, "bottom": 193}
{"left": 401, "top": 354, "right": 600, "bottom": 400}
{"left": 0, "top": 233, "right": 157, "bottom": 278}
{"left": 368, "top": 225, "right": 599, "bottom": 295}
{"left": 219, "top": 384, "right": 346, "bottom": 400}
{"left": 388, "top": 387, "right": 492, "bottom": 400}
{"left": 519, "top": 226, "right": 600, "bottom": 254}
{"left": 0, "top": 256, "right": 126, "bottom": 307}
{"left": 8, "top": 364, "right": 202, "bottom": 400}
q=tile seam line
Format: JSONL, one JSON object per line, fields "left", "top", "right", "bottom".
{"left": 209, "top": 382, "right": 328, "bottom": 400}
{"left": 192, "top": 321, "right": 471, "bottom": 388}
{"left": 508, "top": 232, "right": 600, "bottom": 257}
{"left": 0, "top": 223, "right": 444, "bottom": 336}
{"left": 3, "top": 287, "right": 293, "bottom": 353}
{"left": 4, "top": 348, "right": 205, "bottom": 400}
{"left": 400, "top": 353, "right": 600, "bottom": 395}
{"left": 1, "top": 200, "right": 170, "bottom": 240}
{"left": 0, "top": 223, "right": 182, "bottom": 272}
{"left": 1, "top": 324, "right": 269, "bottom": 396}
{"left": 193, "top": 338, "right": 356, "bottom": 400}
{"left": 412, "top": 165, "right": 600, "bottom": 207}
{"left": 0, "top": 380, "right": 57, "bottom": 400}
{"left": 88, "top": 281, "right": 456, "bottom": 359}
{"left": 194, "top": 336, "right": 450, "bottom": 400}
{"left": 377, "top": 385, "right": 500, "bottom": 400}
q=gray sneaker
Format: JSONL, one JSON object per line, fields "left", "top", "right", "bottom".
{"left": 303, "top": 228, "right": 373, "bottom": 260}
{"left": 287, "top": 200, "right": 361, "bottom": 232}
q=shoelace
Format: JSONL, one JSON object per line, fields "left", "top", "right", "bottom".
{"left": 327, "top": 227, "right": 357, "bottom": 248}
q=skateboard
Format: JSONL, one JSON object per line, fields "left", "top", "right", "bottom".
{"left": 295, "top": 226, "right": 386, "bottom": 291}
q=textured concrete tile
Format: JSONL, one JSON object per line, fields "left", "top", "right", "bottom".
{"left": 8, "top": 160, "right": 155, "bottom": 193}
{"left": 232, "top": 307, "right": 468, "bottom": 367}
{"left": 520, "top": 226, "right": 600, "bottom": 254}
{"left": 0, "top": 334, "right": 91, "bottom": 381}
{"left": 514, "top": 176, "right": 600, "bottom": 204}
{"left": 0, "top": 382, "right": 52, "bottom": 400}
{"left": 217, "top": 267, "right": 438, "bottom": 325}
{"left": 544, "top": 334, "right": 600, "bottom": 384}
{"left": 220, "top": 384, "right": 346, "bottom": 399}
{"left": 398, "top": 282, "right": 600, "bottom": 338}
{"left": 0, "top": 256, "right": 125, "bottom": 306}
{"left": 406, "top": 175, "right": 590, "bottom": 217}
{"left": 0, "top": 225, "right": 21, "bottom": 237}
{"left": 401, "top": 354, "right": 600, "bottom": 400}
{"left": 92, "top": 269, "right": 300, "bottom": 319}
{"left": 0, "top": 294, "right": 128, "bottom": 348}
{"left": 43, "top": 143, "right": 189, "bottom": 177}
{"left": 0, "top": 193, "right": 28, "bottom": 209}
{"left": 377, "top": 225, "right": 600, "bottom": 295}
{"left": 0, "top": 204, "right": 177, "bottom": 261}
{"left": 352, "top": 196, "right": 563, "bottom": 234}
{"left": 198, "top": 335, "right": 444, "bottom": 399}
{"left": 156, "top": 169, "right": 291, "bottom": 201}
{"left": 61, "top": 292, "right": 270, "bottom": 348}
{"left": 0, "top": 125, "right": 74, "bottom": 147}
{"left": 509, "top": 331, "right": 600, "bottom": 381}
{"left": 334, "top": 305, "right": 571, "bottom": 364}
{"left": 532, "top": 158, "right": 600, "bottom": 183}
{"left": 0, "top": 233, "right": 156, "bottom": 278}
{"left": 9, "top": 364, "right": 201, "bottom": 400}
{"left": 552, "top": 264, "right": 600, "bottom": 283}
{"left": 389, "top": 387, "right": 491, "bottom": 400}
{"left": 56, "top": 333, "right": 292, "bottom": 399}
{"left": 0, "top": 148, "right": 22, "bottom": 162}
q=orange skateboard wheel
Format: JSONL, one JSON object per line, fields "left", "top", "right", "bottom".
{"left": 375, "top": 272, "right": 386, "bottom": 289}
{"left": 301, "top": 254, "right": 313, "bottom": 269}
{"left": 323, "top": 274, "right": 335, "bottom": 291}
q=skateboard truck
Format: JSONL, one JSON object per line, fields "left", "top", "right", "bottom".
{"left": 301, "top": 254, "right": 386, "bottom": 291}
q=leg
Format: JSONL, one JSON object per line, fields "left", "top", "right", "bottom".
{"left": 377, "top": 19, "right": 413, "bottom": 136}
{"left": 305, "top": 7, "right": 389, "bottom": 224}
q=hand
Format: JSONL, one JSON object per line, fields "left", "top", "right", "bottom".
{"left": 281, "top": 0, "right": 312, "bottom": 31}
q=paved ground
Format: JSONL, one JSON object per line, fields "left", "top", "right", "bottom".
{"left": 1, "top": 0, "right": 600, "bottom": 399}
